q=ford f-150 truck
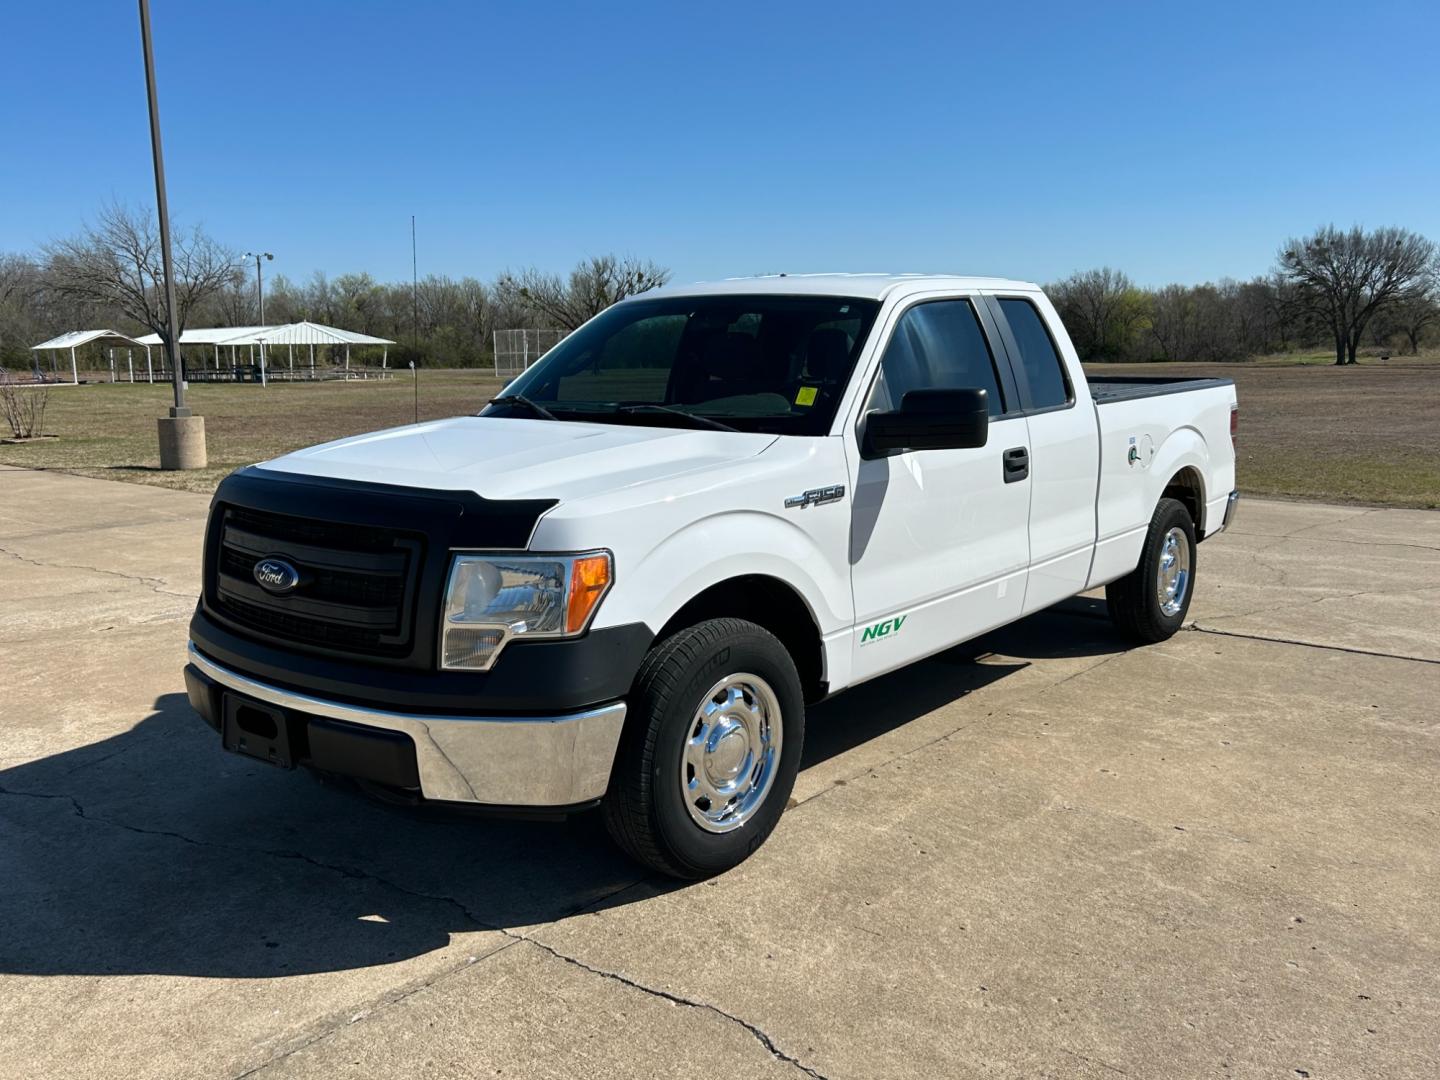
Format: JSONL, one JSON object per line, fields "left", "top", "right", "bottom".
{"left": 184, "top": 274, "right": 1239, "bottom": 878}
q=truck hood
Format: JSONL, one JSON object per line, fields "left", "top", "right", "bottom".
{"left": 254, "top": 415, "right": 778, "bottom": 502}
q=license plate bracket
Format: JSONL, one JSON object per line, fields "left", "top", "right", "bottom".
{"left": 222, "top": 693, "right": 295, "bottom": 769}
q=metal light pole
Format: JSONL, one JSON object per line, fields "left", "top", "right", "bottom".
{"left": 140, "top": 0, "right": 205, "bottom": 469}
{"left": 245, "top": 251, "right": 273, "bottom": 385}
{"left": 245, "top": 251, "right": 273, "bottom": 325}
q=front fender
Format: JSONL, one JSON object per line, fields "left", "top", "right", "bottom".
{"left": 596, "top": 508, "right": 852, "bottom": 642}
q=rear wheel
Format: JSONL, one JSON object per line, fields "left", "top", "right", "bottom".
{"left": 1106, "top": 497, "right": 1196, "bottom": 643}
{"left": 603, "top": 618, "right": 804, "bottom": 879}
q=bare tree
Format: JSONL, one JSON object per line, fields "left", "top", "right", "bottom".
{"left": 0, "top": 254, "right": 36, "bottom": 311}
{"left": 44, "top": 202, "right": 241, "bottom": 343}
{"left": 1393, "top": 292, "right": 1440, "bottom": 355}
{"left": 1230, "top": 276, "right": 1289, "bottom": 355}
{"left": 212, "top": 275, "right": 258, "bottom": 326}
{"left": 0, "top": 368, "right": 49, "bottom": 438}
{"left": 0, "top": 254, "right": 44, "bottom": 364}
{"left": 495, "top": 254, "right": 669, "bottom": 332}
{"left": 1277, "top": 225, "right": 1435, "bottom": 365}
{"left": 1048, "top": 267, "right": 1150, "bottom": 362}
{"left": 1369, "top": 288, "right": 1440, "bottom": 355}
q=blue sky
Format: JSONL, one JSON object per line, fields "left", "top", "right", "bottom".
{"left": 3, "top": 0, "right": 1437, "bottom": 289}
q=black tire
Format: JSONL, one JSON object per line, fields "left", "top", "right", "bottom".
{"left": 1106, "top": 497, "right": 1197, "bottom": 643}
{"left": 603, "top": 618, "right": 804, "bottom": 880}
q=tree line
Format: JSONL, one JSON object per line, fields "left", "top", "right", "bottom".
{"left": 1052, "top": 227, "right": 1438, "bottom": 365}
{"left": 0, "top": 203, "right": 670, "bottom": 370}
{"left": 2, "top": 204, "right": 1435, "bottom": 370}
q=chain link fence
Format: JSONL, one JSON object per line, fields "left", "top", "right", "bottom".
{"left": 492, "top": 329, "right": 565, "bottom": 378}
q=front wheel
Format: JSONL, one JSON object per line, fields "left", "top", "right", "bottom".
{"left": 603, "top": 618, "right": 804, "bottom": 879}
{"left": 1106, "top": 497, "right": 1197, "bottom": 643}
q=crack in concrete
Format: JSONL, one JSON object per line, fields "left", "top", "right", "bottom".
{"left": 1184, "top": 624, "right": 1440, "bottom": 666}
{"left": 1246, "top": 548, "right": 1297, "bottom": 590}
{"left": 516, "top": 937, "right": 831, "bottom": 1079}
{"left": 0, "top": 544, "right": 195, "bottom": 601}
{"left": 0, "top": 785, "right": 83, "bottom": 808}
{"left": 1039, "top": 578, "right": 1438, "bottom": 665}
{"left": 1197, "top": 582, "right": 1440, "bottom": 624}
{"left": 227, "top": 944, "right": 522, "bottom": 1080}
{"left": 1056, "top": 1045, "right": 1131, "bottom": 1076}
{"left": 1267, "top": 507, "right": 1388, "bottom": 541}
{"left": 1247, "top": 533, "right": 1440, "bottom": 555}
{"left": 60, "top": 736, "right": 161, "bottom": 777}
{"left": 0, "top": 783, "right": 825, "bottom": 1080}
{"left": 0, "top": 511, "right": 204, "bottom": 544}
{"left": 1037, "top": 650, "right": 1125, "bottom": 692}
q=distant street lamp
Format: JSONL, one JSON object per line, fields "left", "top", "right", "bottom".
{"left": 245, "top": 251, "right": 274, "bottom": 325}
{"left": 139, "top": 0, "right": 205, "bottom": 469}
{"left": 245, "top": 251, "right": 273, "bottom": 384}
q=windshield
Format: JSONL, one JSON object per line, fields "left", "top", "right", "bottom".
{"left": 484, "top": 294, "right": 881, "bottom": 436}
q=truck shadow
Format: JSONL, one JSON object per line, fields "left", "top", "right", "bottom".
{"left": 0, "top": 601, "right": 1125, "bottom": 980}
{"left": 802, "top": 597, "right": 1124, "bottom": 769}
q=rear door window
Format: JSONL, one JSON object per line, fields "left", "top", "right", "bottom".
{"left": 996, "top": 298, "right": 1071, "bottom": 411}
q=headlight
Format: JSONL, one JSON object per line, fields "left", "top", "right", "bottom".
{"left": 440, "top": 551, "right": 612, "bottom": 670}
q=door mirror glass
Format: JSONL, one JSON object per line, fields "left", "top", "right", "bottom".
{"left": 864, "top": 387, "right": 990, "bottom": 456}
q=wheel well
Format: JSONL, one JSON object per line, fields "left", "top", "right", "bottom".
{"left": 655, "top": 575, "right": 826, "bottom": 703}
{"left": 1163, "top": 466, "right": 1205, "bottom": 535}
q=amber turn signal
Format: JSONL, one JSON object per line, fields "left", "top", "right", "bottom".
{"left": 566, "top": 553, "right": 612, "bottom": 634}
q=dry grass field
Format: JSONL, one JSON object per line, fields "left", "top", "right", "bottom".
{"left": 0, "top": 370, "right": 507, "bottom": 494}
{"left": 1087, "top": 353, "right": 1440, "bottom": 508}
{"left": 2, "top": 355, "right": 1437, "bottom": 506}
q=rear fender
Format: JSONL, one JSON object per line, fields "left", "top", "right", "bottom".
{"left": 1089, "top": 424, "right": 1211, "bottom": 589}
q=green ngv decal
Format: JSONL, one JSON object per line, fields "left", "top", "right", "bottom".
{"left": 860, "top": 614, "right": 907, "bottom": 645}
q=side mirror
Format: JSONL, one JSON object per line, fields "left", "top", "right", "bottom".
{"left": 864, "top": 388, "right": 990, "bottom": 456}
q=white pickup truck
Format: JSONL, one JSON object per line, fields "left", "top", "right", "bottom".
{"left": 185, "top": 274, "right": 1238, "bottom": 878}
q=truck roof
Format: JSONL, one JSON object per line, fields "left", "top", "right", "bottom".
{"left": 639, "top": 273, "right": 1042, "bottom": 302}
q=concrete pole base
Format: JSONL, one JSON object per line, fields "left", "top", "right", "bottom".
{"left": 158, "top": 414, "right": 207, "bottom": 470}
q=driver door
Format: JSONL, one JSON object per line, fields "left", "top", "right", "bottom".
{"left": 846, "top": 296, "right": 1031, "bottom": 684}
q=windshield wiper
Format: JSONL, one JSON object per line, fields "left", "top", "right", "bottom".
{"left": 616, "top": 403, "right": 739, "bottom": 432}
{"left": 489, "top": 394, "right": 559, "bottom": 421}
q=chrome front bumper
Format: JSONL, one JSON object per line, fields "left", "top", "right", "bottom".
{"left": 187, "top": 643, "right": 627, "bottom": 807}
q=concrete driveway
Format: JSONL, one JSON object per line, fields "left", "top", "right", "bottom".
{"left": 2, "top": 465, "right": 1437, "bottom": 1079}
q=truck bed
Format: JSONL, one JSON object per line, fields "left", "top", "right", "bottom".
{"left": 1086, "top": 371, "right": 1238, "bottom": 589}
{"left": 1088, "top": 375, "right": 1235, "bottom": 404}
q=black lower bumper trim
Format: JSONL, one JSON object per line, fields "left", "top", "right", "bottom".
{"left": 189, "top": 607, "right": 652, "bottom": 714}
{"left": 307, "top": 717, "right": 420, "bottom": 789}
{"left": 186, "top": 663, "right": 222, "bottom": 731}
{"left": 190, "top": 662, "right": 421, "bottom": 790}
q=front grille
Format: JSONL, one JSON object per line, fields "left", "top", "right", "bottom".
{"left": 210, "top": 505, "right": 423, "bottom": 657}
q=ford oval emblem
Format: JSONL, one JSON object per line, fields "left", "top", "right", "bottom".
{"left": 253, "top": 557, "right": 301, "bottom": 595}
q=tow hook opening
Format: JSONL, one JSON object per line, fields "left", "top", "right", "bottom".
{"left": 234, "top": 704, "right": 279, "bottom": 740}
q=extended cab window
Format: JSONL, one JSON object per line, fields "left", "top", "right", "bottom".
{"left": 868, "top": 299, "right": 1005, "bottom": 417}
{"left": 491, "top": 295, "right": 881, "bottom": 436}
{"left": 997, "top": 297, "right": 1071, "bottom": 411}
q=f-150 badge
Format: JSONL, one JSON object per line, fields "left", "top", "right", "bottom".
{"left": 784, "top": 485, "right": 846, "bottom": 510}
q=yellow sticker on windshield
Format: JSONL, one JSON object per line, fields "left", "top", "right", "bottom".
{"left": 795, "top": 385, "right": 818, "bottom": 407}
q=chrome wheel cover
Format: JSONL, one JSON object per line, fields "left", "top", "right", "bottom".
{"left": 680, "top": 673, "right": 783, "bottom": 833}
{"left": 1156, "top": 526, "right": 1191, "bottom": 617}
